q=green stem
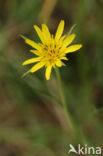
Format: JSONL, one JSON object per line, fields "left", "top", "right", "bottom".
{"left": 55, "top": 68, "right": 92, "bottom": 148}
{"left": 55, "top": 68, "right": 75, "bottom": 132}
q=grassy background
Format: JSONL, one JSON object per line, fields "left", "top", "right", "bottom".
{"left": 0, "top": 0, "right": 103, "bottom": 155}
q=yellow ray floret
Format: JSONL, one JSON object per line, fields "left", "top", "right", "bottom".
{"left": 55, "top": 20, "right": 64, "bottom": 41}
{"left": 22, "top": 20, "right": 82, "bottom": 80}
{"left": 45, "top": 65, "right": 52, "bottom": 80}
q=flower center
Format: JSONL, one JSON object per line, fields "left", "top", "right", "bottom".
{"left": 43, "top": 43, "right": 62, "bottom": 61}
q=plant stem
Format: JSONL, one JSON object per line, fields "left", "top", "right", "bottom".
{"left": 55, "top": 68, "right": 91, "bottom": 148}
{"left": 55, "top": 68, "right": 75, "bottom": 132}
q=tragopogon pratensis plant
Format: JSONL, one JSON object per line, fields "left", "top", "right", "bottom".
{"left": 21, "top": 20, "right": 93, "bottom": 149}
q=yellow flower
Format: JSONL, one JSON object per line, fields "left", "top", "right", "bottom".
{"left": 22, "top": 20, "right": 82, "bottom": 80}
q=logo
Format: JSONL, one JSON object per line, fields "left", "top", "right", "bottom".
{"left": 68, "top": 144, "right": 101, "bottom": 155}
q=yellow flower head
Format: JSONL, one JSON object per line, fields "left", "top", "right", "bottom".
{"left": 22, "top": 20, "right": 82, "bottom": 80}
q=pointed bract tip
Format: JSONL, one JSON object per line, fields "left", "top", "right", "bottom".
{"left": 21, "top": 70, "right": 30, "bottom": 78}
{"left": 19, "top": 35, "right": 27, "bottom": 40}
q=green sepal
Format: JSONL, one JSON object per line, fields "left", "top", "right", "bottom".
{"left": 67, "top": 24, "right": 76, "bottom": 36}
{"left": 19, "top": 34, "right": 27, "bottom": 40}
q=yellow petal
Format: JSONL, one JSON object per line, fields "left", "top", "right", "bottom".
{"left": 42, "top": 24, "right": 51, "bottom": 39}
{"left": 30, "top": 62, "right": 45, "bottom": 73}
{"left": 25, "top": 39, "right": 41, "bottom": 50}
{"left": 56, "top": 60, "right": 63, "bottom": 67}
{"left": 45, "top": 65, "right": 52, "bottom": 80}
{"left": 65, "top": 44, "right": 82, "bottom": 53}
{"left": 63, "top": 34, "right": 75, "bottom": 47}
{"left": 55, "top": 20, "right": 65, "bottom": 40}
{"left": 33, "top": 25, "right": 44, "bottom": 43}
{"left": 22, "top": 57, "right": 40, "bottom": 66}
{"left": 59, "top": 35, "right": 66, "bottom": 43}
{"left": 30, "top": 50, "right": 41, "bottom": 56}
{"left": 61, "top": 57, "right": 68, "bottom": 60}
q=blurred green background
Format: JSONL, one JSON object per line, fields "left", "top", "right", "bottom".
{"left": 0, "top": 0, "right": 103, "bottom": 155}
